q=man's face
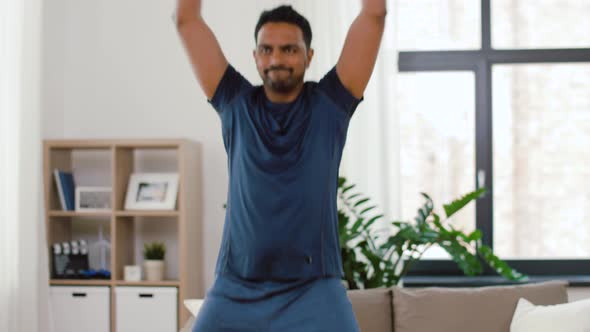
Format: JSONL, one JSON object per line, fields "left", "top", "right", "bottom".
{"left": 254, "top": 22, "right": 314, "bottom": 94}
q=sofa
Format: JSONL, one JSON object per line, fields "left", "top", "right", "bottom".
{"left": 180, "top": 280, "right": 570, "bottom": 332}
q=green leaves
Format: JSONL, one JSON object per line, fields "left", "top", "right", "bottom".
{"left": 337, "top": 177, "right": 527, "bottom": 289}
{"left": 460, "top": 229, "right": 483, "bottom": 243}
{"left": 443, "top": 187, "right": 486, "bottom": 218}
{"left": 143, "top": 241, "right": 166, "bottom": 260}
{"left": 415, "top": 193, "right": 434, "bottom": 227}
{"left": 438, "top": 239, "right": 482, "bottom": 276}
{"left": 479, "top": 245, "right": 528, "bottom": 281}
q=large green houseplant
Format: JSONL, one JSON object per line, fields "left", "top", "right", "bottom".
{"left": 337, "top": 176, "right": 528, "bottom": 289}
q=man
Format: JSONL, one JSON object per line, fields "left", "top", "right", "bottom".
{"left": 174, "top": 1, "right": 385, "bottom": 330}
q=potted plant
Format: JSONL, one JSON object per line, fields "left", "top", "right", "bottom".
{"left": 143, "top": 241, "right": 166, "bottom": 281}
{"left": 337, "top": 176, "right": 528, "bottom": 289}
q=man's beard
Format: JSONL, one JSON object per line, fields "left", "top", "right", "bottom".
{"left": 263, "top": 67, "right": 304, "bottom": 94}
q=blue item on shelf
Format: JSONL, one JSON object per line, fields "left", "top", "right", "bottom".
{"left": 97, "top": 269, "right": 111, "bottom": 279}
{"left": 79, "top": 268, "right": 110, "bottom": 279}
{"left": 53, "top": 169, "right": 76, "bottom": 211}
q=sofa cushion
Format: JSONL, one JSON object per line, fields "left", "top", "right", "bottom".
{"left": 510, "top": 297, "right": 590, "bottom": 331}
{"left": 392, "top": 280, "right": 569, "bottom": 332}
{"left": 347, "top": 288, "right": 393, "bottom": 332}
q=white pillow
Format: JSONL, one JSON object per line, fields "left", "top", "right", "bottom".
{"left": 510, "top": 297, "right": 590, "bottom": 331}
{"left": 183, "top": 299, "right": 205, "bottom": 317}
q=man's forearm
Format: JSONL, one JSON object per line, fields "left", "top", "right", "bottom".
{"left": 361, "top": 0, "right": 387, "bottom": 17}
{"left": 174, "top": 0, "right": 202, "bottom": 26}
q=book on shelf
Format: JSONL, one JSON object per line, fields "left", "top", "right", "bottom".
{"left": 53, "top": 169, "right": 75, "bottom": 211}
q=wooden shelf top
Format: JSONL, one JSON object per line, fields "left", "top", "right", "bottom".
{"left": 49, "top": 210, "right": 111, "bottom": 217}
{"left": 50, "top": 279, "right": 180, "bottom": 287}
{"left": 50, "top": 279, "right": 111, "bottom": 286}
{"left": 48, "top": 210, "right": 180, "bottom": 217}
{"left": 115, "top": 210, "right": 179, "bottom": 217}
{"left": 43, "top": 138, "right": 194, "bottom": 149}
{"left": 114, "top": 280, "right": 180, "bottom": 287}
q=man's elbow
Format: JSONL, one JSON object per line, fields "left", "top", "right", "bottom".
{"left": 173, "top": 11, "right": 202, "bottom": 29}
{"left": 373, "top": 8, "right": 387, "bottom": 18}
{"left": 361, "top": 0, "right": 387, "bottom": 17}
{"left": 361, "top": 8, "right": 387, "bottom": 21}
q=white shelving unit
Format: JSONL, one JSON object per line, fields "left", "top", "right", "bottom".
{"left": 44, "top": 139, "right": 203, "bottom": 331}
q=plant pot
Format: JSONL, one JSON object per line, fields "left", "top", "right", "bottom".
{"left": 143, "top": 259, "right": 165, "bottom": 281}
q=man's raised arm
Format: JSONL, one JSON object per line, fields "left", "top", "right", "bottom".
{"left": 173, "top": 0, "right": 228, "bottom": 100}
{"left": 335, "top": 0, "right": 387, "bottom": 99}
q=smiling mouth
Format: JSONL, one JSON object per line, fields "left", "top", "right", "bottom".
{"left": 265, "top": 68, "right": 292, "bottom": 75}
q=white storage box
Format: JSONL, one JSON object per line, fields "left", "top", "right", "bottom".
{"left": 50, "top": 286, "right": 110, "bottom": 332}
{"left": 115, "top": 286, "right": 178, "bottom": 332}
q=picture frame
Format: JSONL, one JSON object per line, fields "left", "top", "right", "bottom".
{"left": 75, "top": 186, "right": 112, "bottom": 212}
{"left": 124, "top": 173, "right": 179, "bottom": 210}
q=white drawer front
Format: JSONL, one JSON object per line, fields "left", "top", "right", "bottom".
{"left": 115, "top": 287, "right": 177, "bottom": 332}
{"left": 50, "top": 286, "right": 110, "bottom": 332}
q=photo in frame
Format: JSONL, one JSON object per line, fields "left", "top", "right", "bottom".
{"left": 124, "top": 173, "right": 179, "bottom": 210}
{"left": 75, "top": 186, "right": 112, "bottom": 211}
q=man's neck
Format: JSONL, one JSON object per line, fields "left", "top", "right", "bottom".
{"left": 263, "top": 84, "right": 304, "bottom": 104}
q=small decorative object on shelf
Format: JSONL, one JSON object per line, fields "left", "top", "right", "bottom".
{"left": 87, "top": 224, "right": 111, "bottom": 279}
{"left": 124, "top": 173, "right": 179, "bottom": 210}
{"left": 79, "top": 268, "right": 111, "bottom": 279}
{"left": 124, "top": 265, "right": 142, "bottom": 282}
{"left": 143, "top": 241, "right": 166, "bottom": 281}
{"left": 51, "top": 241, "right": 73, "bottom": 278}
{"left": 75, "top": 186, "right": 112, "bottom": 211}
{"left": 51, "top": 239, "right": 91, "bottom": 279}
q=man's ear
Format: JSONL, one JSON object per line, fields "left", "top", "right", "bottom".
{"left": 306, "top": 48, "right": 315, "bottom": 68}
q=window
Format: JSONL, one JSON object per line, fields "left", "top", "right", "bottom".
{"left": 398, "top": 0, "right": 590, "bottom": 276}
{"left": 396, "top": 0, "right": 481, "bottom": 51}
{"left": 492, "top": 0, "right": 590, "bottom": 50}
{"left": 397, "top": 71, "right": 476, "bottom": 259}
{"left": 493, "top": 63, "right": 590, "bottom": 260}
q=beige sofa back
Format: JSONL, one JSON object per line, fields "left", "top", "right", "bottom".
{"left": 347, "top": 288, "right": 394, "bottom": 332}
{"left": 347, "top": 280, "right": 569, "bottom": 332}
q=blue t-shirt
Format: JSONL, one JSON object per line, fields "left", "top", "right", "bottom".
{"left": 209, "top": 64, "right": 363, "bottom": 281}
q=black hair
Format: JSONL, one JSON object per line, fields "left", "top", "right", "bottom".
{"left": 254, "top": 5, "right": 312, "bottom": 49}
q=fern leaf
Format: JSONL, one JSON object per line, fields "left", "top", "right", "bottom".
{"left": 414, "top": 193, "right": 434, "bottom": 227}
{"left": 342, "top": 184, "right": 356, "bottom": 194}
{"left": 360, "top": 205, "right": 377, "bottom": 215}
{"left": 354, "top": 197, "right": 370, "bottom": 207}
{"left": 443, "top": 188, "right": 486, "bottom": 218}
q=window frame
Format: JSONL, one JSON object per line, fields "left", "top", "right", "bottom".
{"left": 397, "top": 0, "right": 590, "bottom": 280}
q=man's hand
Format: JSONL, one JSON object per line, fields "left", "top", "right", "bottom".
{"left": 174, "top": 0, "right": 228, "bottom": 100}
{"left": 335, "top": 0, "right": 387, "bottom": 99}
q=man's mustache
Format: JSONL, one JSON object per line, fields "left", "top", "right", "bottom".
{"left": 264, "top": 66, "right": 293, "bottom": 75}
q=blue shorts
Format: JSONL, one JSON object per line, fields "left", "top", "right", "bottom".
{"left": 191, "top": 272, "right": 360, "bottom": 332}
